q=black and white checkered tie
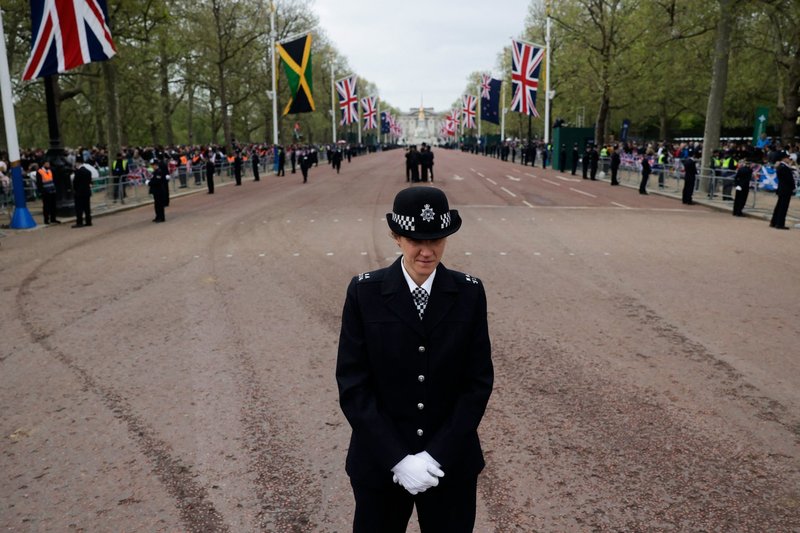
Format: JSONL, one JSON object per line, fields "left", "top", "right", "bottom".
{"left": 412, "top": 287, "right": 429, "bottom": 320}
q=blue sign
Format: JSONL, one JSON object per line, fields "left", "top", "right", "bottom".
{"left": 620, "top": 119, "right": 631, "bottom": 142}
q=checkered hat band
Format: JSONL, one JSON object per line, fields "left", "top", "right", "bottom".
{"left": 392, "top": 213, "right": 415, "bottom": 231}
{"left": 440, "top": 213, "right": 451, "bottom": 229}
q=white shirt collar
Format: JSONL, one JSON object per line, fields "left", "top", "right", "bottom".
{"left": 400, "top": 258, "right": 436, "bottom": 294}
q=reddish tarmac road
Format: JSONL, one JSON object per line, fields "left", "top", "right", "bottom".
{"left": 1, "top": 149, "right": 799, "bottom": 532}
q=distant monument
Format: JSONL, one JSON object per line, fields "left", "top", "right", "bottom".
{"left": 397, "top": 97, "right": 440, "bottom": 145}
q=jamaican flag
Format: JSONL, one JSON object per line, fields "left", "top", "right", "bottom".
{"left": 277, "top": 34, "right": 315, "bottom": 115}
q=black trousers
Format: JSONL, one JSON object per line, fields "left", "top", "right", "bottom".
{"left": 206, "top": 171, "right": 215, "bottom": 194}
{"left": 770, "top": 194, "right": 792, "bottom": 228}
{"left": 153, "top": 197, "right": 166, "bottom": 221}
{"left": 611, "top": 167, "right": 619, "bottom": 185}
{"left": 582, "top": 163, "right": 589, "bottom": 179}
{"left": 74, "top": 194, "right": 92, "bottom": 225}
{"left": 351, "top": 475, "right": 477, "bottom": 533}
{"left": 234, "top": 169, "right": 242, "bottom": 185}
{"left": 639, "top": 172, "right": 650, "bottom": 193}
{"left": 253, "top": 165, "right": 260, "bottom": 181}
{"left": 733, "top": 187, "right": 749, "bottom": 215}
{"left": 682, "top": 176, "right": 695, "bottom": 203}
{"left": 42, "top": 193, "right": 57, "bottom": 223}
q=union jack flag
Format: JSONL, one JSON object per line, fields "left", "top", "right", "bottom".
{"left": 361, "top": 96, "right": 377, "bottom": 130}
{"left": 23, "top": 0, "right": 117, "bottom": 81}
{"left": 480, "top": 73, "right": 492, "bottom": 99}
{"left": 462, "top": 94, "right": 477, "bottom": 129}
{"left": 336, "top": 74, "right": 358, "bottom": 126}
{"left": 510, "top": 39, "right": 544, "bottom": 117}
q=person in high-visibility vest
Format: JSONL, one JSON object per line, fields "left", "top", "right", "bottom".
{"left": 35, "top": 161, "right": 60, "bottom": 224}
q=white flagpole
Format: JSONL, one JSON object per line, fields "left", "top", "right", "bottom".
{"left": 0, "top": 7, "right": 35, "bottom": 229}
{"left": 331, "top": 64, "right": 336, "bottom": 143}
{"left": 269, "top": 3, "right": 278, "bottom": 145}
{"left": 544, "top": 2, "right": 552, "bottom": 145}
{"left": 357, "top": 94, "right": 362, "bottom": 145}
{"left": 477, "top": 94, "right": 481, "bottom": 143}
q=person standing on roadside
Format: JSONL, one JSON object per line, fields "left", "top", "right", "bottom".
{"left": 148, "top": 157, "right": 169, "bottom": 223}
{"left": 205, "top": 149, "right": 215, "bottom": 194}
{"left": 732, "top": 160, "right": 753, "bottom": 217}
{"left": 770, "top": 152, "right": 797, "bottom": 229}
{"left": 639, "top": 154, "right": 651, "bottom": 195}
{"left": 251, "top": 149, "right": 261, "bottom": 181}
{"left": 233, "top": 151, "right": 243, "bottom": 185}
{"left": 610, "top": 146, "right": 621, "bottom": 185}
{"left": 337, "top": 186, "right": 493, "bottom": 533}
{"left": 682, "top": 153, "right": 697, "bottom": 205}
{"left": 71, "top": 156, "right": 94, "bottom": 228}
{"left": 34, "top": 161, "right": 60, "bottom": 225}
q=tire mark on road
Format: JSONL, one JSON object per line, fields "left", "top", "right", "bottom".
{"left": 16, "top": 248, "right": 229, "bottom": 533}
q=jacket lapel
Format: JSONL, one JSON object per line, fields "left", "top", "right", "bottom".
{"left": 382, "top": 259, "right": 426, "bottom": 336}
{"left": 422, "top": 264, "right": 458, "bottom": 331}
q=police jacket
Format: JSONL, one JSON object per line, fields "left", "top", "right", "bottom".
{"left": 72, "top": 165, "right": 93, "bottom": 197}
{"left": 776, "top": 163, "right": 797, "bottom": 198}
{"left": 337, "top": 258, "right": 493, "bottom": 487}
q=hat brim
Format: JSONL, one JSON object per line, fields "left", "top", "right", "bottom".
{"left": 386, "top": 210, "right": 462, "bottom": 240}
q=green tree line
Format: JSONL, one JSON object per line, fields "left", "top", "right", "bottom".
{"left": 0, "top": 0, "right": 401, "bottom": 155}
{"left": 456, "top": 0, "right": 799, "bottom": 162}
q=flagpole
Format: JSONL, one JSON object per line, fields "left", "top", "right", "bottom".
{"left": 331, "top": 64, "right": 336, "bottom": 143}
{"left": 500, "top": 81, "right": 506, "bottom": 141}
{"left": 0, "top": 8, "right": 35, "bottom": 229}
{"left": 269, "top": 2, "right": 279, "bottom": 146}
{"left": 477, "top": 93, "right": 481, "bottom": 146}
{"left": 357, "top": 95, "right": 362, "bottom": 145}
{"left": 544, "top": 1, "right": 552, "bottom": 145}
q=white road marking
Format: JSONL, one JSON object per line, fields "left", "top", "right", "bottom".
{"left": 501, "top": 187, "right": 517, "bottom": 197}
{"left": 293, "top": 252, "right": 300, "bottom": 256}
{"left": 554, "top": 175, "right": 581, "bottom": 182}
{"left": 310, "top": 219, "right": 315, "bottom": 223}
{"left": 226, "top": 254, "right": 233, "bottom": 258}
{"left": 357, "top": 218, "right": 363, "bottom": 222}
{"left": 470, "top": 168, "right": 476, "bottom": 172}
{"left": 542, "top": 178, "right": 561, "bottom": 187}
{"left": 523, "top": 201, "right": 535, "bottom": 208}
{"left": 465, "top": 252, "right": 473, "bottom": 255}
{"left": 500, "top": 252, "right": 507, "bottom": 256}
{"left": 333, "top": 219, "right": 339, "bottom": 222}
{"left": 453, "top": 175, "right": 465, "bottom": 181}
{"left": 506, "top": 175, "right": 521, "bottom": 181}
{"left": 259, "top": 253, "right": 266, "bottom": 257}
{"left": 534, "top": 252, "right": 542, "bottom": 256}
{"left": 570, "top": 188, "right": 597, "bottom": 198}
{"left": 194, "top": 255, "right": 200, "bottom": 259}
{"left": 611, "top": 202, "right": 629, "bottom": 209}
{"left": 477, "top": 172, "right": 485, "bottom": 177}
{"left": 525, "top": 172, "right": 537, "bottom": 178}
{"left": 326, "top": 252, "right": 334, "bottom": 256}
{"left": 360, "top": 252, "right": 368, "bottom": 255}
{"left": 486, "top": 178, "right": 497, "bottom": 185}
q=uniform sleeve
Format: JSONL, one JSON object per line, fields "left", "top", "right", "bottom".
{"left": 425, "top": 282, "right": 493, "bottom": 469}
{"left": 336, "top": 278, "right": 409, "bottom": 472}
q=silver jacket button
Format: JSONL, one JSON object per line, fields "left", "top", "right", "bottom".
{"left": 418, "top": 346, "right": 426, "bottom": 353}
{"left": 417, "top": 403, "right": 424, "bottom": 410}
{"left": 418, "top": 375, "right": 425, "bottom": 382}
{"left": 417, "top": 429, "right": 424, "bottom": 436}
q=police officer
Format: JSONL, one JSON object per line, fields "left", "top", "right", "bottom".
{"left": 148, "top": 157, "right": 169, "bottom": 222}
{"left": 589, "top": 144, "right": 599, "bottom": 180}
{"left": 571, "top": 143, "right": 579, "bottom": 175}
{"left": 732, "top": 160, "right": 753, "bottom": 217}
{"left": 71, "top": 156, "right": 94, "bottom": 228}
{"left": 233, "top": 151, "right": 243, "bottom": 185}
{"left": 610, "top": 146, "right": 621, "bottom": 185}
{"left": 770, "top": 152, "right": 796, "bottom": 229}
{"left": 299, "top": 148, "right": 310, "bottom": 183}
{"left": 682, "top": 154, "right": 698, "bottom": 204}
{"left": 251, "top": 149, "right": 260, "bottom": 181}
{"left": 331, "top": 147, "right": 343, "bottom": 174}
{"left": 337, "top": 186, "right": 493, "bottom": 533}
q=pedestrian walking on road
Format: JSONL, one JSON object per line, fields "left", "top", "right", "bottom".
{"left": 299, "top": 150, "right": 310, "bottom": 183}
{"left": 337, "top": 186, "right": 494, "bottom": 533}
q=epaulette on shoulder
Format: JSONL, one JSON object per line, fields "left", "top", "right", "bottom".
{"left": 356, "top": 269, "right": 383, "bottom": 283}
{"left": 462, "top": 273, "right": 481, "bottom": 285}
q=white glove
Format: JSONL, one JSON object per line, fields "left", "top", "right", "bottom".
{"left": 391, "top": 454, "right": 445, "bottom": 495}
{"left": 735, "top": 185, "right": 742, "bottom": 191}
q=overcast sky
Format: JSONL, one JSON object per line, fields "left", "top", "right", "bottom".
{"left": 313, "top": 0, "right": 533, "bottom": 113}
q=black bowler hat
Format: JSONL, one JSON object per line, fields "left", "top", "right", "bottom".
{"left": 386, "top": 186, "right": 462, "bottom": 240}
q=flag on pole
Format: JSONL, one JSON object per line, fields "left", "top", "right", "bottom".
{"left": 361, "top": 96, "right": 377, "bottom": 129}
{"left": 336, "top": 74, "right": 358, "bottom": 125}
{"left": 510, "top": 39, "right": 544, "bottom": 117}
{"left": 23, "top": 0, "right": 117, "bottom": 81}
{"left": 462, "top": 94, "right": 477, "bottom": 129}
{"left": 277, "top": 33, "right": 315, "bottom": 115}
{"left": 380, "top": 111, "right": 390, "bottom": 134}
{"left": 480, "top": 75, "right": 501, "bottom": 125}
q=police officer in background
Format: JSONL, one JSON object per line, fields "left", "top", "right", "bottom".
{"left": 682, "top": 152, "right": 698, "bottom": 204}
{"left": 732, "top": 159, "right": 753, "bottom": 217}
{"left": 770, "top": 152, "right": 797, "bottom": 229}
{"left": 610, "top": 145, "right": 621, "bottom": 185}
{"left": 71, "top": 156, "right": 94, "bottom": 228}
{"left": 337, "top": 186, "right": 493, "bottom": 532}
{"left": 148, "top": 157, "right": 169, "bottom": 223}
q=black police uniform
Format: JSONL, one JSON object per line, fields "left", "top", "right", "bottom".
{"left": 337, "top": 187, "right": 493, "bottom": 533}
